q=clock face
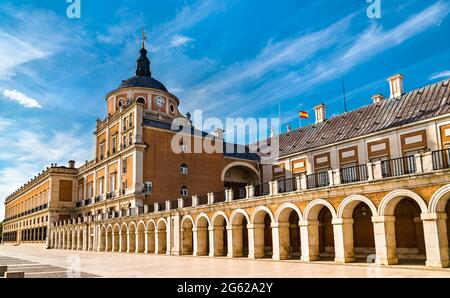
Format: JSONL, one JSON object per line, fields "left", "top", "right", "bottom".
{"left": 154, "top": 96, "right": 165, "bottom": 108}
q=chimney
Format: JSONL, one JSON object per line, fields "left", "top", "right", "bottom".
{"left": 387, "top": 74, "right": 405, "bottom": 98}
{"left": 314, "top": 103, "right": 326, "bottom": 124}
{"left": 372, "top": 93, "right": 385, "bottom": 104}
{"left": 68, "top": 160, "right": 75, "bottom": 169}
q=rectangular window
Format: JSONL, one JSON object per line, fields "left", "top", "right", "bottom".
{"left": 100, "top": 142, "right": 105, "bottom": 160}
{"left": 98, "top": 178, "right": 103, "bottom": 195}
{"left": 109, "top": 174, "right": 115, "bottom": 193}
{"left": 112, "top": 136, "right": 117, "bottom": 154}
{"left": 122, "top": 158, "right": 127, "bottom": 174}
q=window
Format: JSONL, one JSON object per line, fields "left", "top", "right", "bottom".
{"left": 122, "top": 158, "right": 127, "bottom": 174}
{"left": 109, "top": 174, "right": 115, "bottom": 193}
{"left": 97, "top": 178, "right": 103, "bottom": 195}
{"left": 129, "top": 132, "right": 133, "bottom": 146}
{"left": 129, "top": 113, "right": 133, "bottom": 128}
{"left": 112, "top": 136, "right": 117, "bottom": 153}
{"left": 100, "top": 142, "right": 105, "bottom": 160}
{"left": 121, "top": 180, "right": 127, "bottom": 192}
{"left": 123, "top": 135, "right": 127, "bottom": 149}
{"left": 180, "top": 163, "right": 188, "bottom": 174}
{"left": 123, "top": 118, "right": 127, "bottom": 131}
{"left": 180, "top": 186, "right": 189, "bottom": 197}
{"left": 170, "top": 104, "right": 175, "bottom": 114}
{"left": 144, "top": 181, "right": 152, "bottom": 194}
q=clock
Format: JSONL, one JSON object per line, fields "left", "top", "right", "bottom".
{"left": 154, "top": 96, "right": 165, "bottom": 109}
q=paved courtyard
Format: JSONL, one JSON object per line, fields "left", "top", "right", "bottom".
{"left": 1, "top": 244, "right": 450, "bottom": 278}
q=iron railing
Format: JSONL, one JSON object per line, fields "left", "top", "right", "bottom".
{"left": 254, "top": 183, "right": 270, "bottom": 197}
{"left": 183, "top": 197, "right": 193, "bottom": 207}
{"left": 233, "top": 187, "right": 246, "bottom": 200}
{"left": 432, "top": 148, "right": 450, "bottom": 170}
{"left": 381, "top": 156, "right": 416, "bottom": 178}
{"left": 213, "top": 191, "right": 226, "bottom": 203}
{"left": 306, "top": 172, "right": 329, "bottom": 189}
{"left": 197, "top": 194, "right": 208, "bottom": 205}
{"left": 277, "top": 176, "right": 298, "bottom": 193}
{"left": 340, "top": 164, "right": 369, "bottom": 184}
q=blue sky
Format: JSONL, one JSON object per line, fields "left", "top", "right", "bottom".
{"left": 0, "top": 0, "right": 449, "bottom": 219}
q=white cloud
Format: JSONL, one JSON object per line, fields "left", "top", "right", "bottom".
{"left": 170, "top": 34, "right": 194, "bottom": 47}
{"left": 3, "top": 89, "right": 42, "bottom": 108}
{"left": 429, "top": 70, "right": 450, "bottom": 80}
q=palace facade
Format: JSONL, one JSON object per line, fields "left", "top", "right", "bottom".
{"left": 2, "top": 44, "right": 450, "bottom": 269}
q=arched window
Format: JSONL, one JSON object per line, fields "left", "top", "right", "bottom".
{"left": 123, "top": 136, "right": 127, "bottom": 149}
{"left": 180, "top": 186, "right": 189, "bottom": 197}
{"left": 180, "top": 163, "right": 188, "bottom": 174}
{"left": 123, "top": 118, "right": 127, "bottom": 131}
{"left": 129, "top": 113, "right": 133, "bottom": 128}
{"left": 128, "top": 132, "right": 133, "bottom": 145}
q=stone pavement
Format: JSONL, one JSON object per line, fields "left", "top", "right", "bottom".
{"left": 1, "top": 244, "right": 450, "bottom": 278}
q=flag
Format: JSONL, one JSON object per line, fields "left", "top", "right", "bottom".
{"left": 299, "top": 111, "right": 309, "bottom": 119}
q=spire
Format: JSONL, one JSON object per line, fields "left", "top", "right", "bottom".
{"left": 136, "top": 28, "right": 151, "bottom": 77}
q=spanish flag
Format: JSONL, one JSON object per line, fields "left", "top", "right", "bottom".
{"left": 299, "top": 111, "right": 309, "bottom": 119}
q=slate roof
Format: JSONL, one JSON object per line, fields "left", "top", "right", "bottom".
{"left": 272, "top": 78, "right": 450, "bottom": 158}
{"left": 118, "top": 76, "right": 168, "bottom": 92}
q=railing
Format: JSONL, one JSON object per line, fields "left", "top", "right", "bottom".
{"left": 340, "top": 164, "right": 369, "bottom": 184}
{"left": 254, "top": 183, "right": 270, "bottom": 197}
{"left": 76, "top": 201, "right": 82, "bottom": 208}
{"left": 432, "top": 148, "right": 450, "bottom": 170}
{"left": 158, "top": 202, "right": 166, "bottom": 211}
{"left": 169, "top": 200, "right": 178, "bottom": 210}
{"left": 278, "top": 177, "right": 298, "bottom": 193}
{"left": 147, "top": 204, "right": 155, "bottom": 213}
{"left": 306, "top": 172, "right": 329, "bottom": 189}
{"left": 183, "top": 197, "right": 193, "bottom": 207}
{"left": 381, "top": 156, "right": 416, "bottom": 178}
{"left": 232, "top": 187, "right": 246, "bottom": 200}
{"left": 94, "top": 196, "right": 101, "bottom": 203}
{"left": 137, "top": 206, "right": 144, "bottom": 214}
{"left": 84, "top": 198, "right": 92, "bottom": 206}
{"left": 213, "top": 191, "right": 226, "bottom": 203}
{"left": 197, "top": 194, "right": 208, "bottom": 205}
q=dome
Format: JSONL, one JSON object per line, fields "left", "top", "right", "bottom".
{"left": 118, "top": 76, "right": 168, "bottom": 92}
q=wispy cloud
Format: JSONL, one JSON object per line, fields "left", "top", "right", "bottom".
{"left": 170, "top": 34, "right": 194, "bottom": 47}
{"left": 2, "top": 89, "right": 42, "bottom": 108}
{"left": 429, "top": 70, "right": 450, "bottom": 80}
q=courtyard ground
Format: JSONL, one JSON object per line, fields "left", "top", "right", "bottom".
{"left": 1, "top": 244, "right": 450, "bottom": 278}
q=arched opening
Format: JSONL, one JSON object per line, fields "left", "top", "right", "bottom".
{"left": 128, "top": 224, "right": 136, "bottom": 253}
{"left": 212, "top": 214, "right": 228, "bottom": 256}
{"left": 230, "top": 212, "right": 249, "bottom": 257}
{"left": 99, "top": 227, "right": 106, "bottom": 251}
{"left": 252, "top": 209, "right": 273, "bottom": 258}
{"left": 352, "top": 202, "right": 375, "bottom": 261}
{"left": 137, "top": 222, "right": 145, "bottom": 253}
{"left": 318, "top": 208, "right": 334, "bottom": 260}
{"left": 394, "top": 198, "right": 426, "bottom": 264}
{"left": 157, "top": 221, "right": 167, "bottom": 254}
{"left": 79, "top": 229, "right": 84, "bottom": 250}
{"left": 113, "top": 226, "right": 120, "bottom": 252}
{"left": 223, "top": 164, "right": 260, "bottom": 199}
{"left": 195, "top": 217, "right": 210, "bottom": 256}
{"left": 146, "top": 222, "right": 156, "bottom": 253}
{"left": 276, "top": 207, "right": 301, "bottom": 260}
{"left": 120, "top": 225, "right": 128, "bottom": 253}
{"left": 106, "top": 226, "right": 113, "bottom": 251}
{"left": 181, "top": 218, "right": 194, "bottom": 255}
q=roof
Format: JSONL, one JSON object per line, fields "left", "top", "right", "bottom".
{"left": 118, "top": 76, "right": 168, "bottom": 92}
{"left": 271, "top": 78, "right": 450, "bottom": 158}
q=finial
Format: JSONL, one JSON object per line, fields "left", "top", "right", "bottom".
{"left": 141, "top": 27, "right": 147, "bottom": 49}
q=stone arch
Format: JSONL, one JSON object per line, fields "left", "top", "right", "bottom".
{"left": 250, "top": 206, "right": 274, "bottom": 258}
{"left": 128, "top": 221, "right": 137, "bottom": 253}
{"left": 429, "top": 184, "right": 450, "bottom": 213}
{"left": 379, "top": 189, "right": 427, "bottom": 216}
{"left": 120, "top": 223, "right": 128, "bottom": 252}
{"left": 146, "top": 220, "right": 156, "bottom": 254}
{"left": 181, "top": 216, "right": 195, "bottom": 255}
{"left": 156, "top": 218, "right": 167, "bottom": 254}
{"left": 337, "top": 195, "right": 378, "bottom": 219}
{"left": 106, "top": 225, "right": 113, "bottom": 251}
{"left": 211, "top": 211, "right": 229, "bottom": 256}
{"left": 136, "top": 221, "right": 146, "bottom": 253}
{"left": 304, "top": 199, "right": 337, "bottom": 220}
{"left": 221, "top": 161, "right": 261, "bottom": 182}
{"left": 113, "top": 224, "right": 120, "bottom": 252}
{"left": 274, "top": 203, "right": 303, "bottom": 259}
{"left": 99, "top": 225, "right": 106, "bottom": 251}
{"left": 228, "top": 209, "right": 250, "bottom": 258}
{"left": 194, "top": 213, "right": 211, "bottom": 256}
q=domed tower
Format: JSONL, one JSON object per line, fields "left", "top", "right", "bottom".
{"left": 105, "top": 41, "right": 181, "bottom": 121}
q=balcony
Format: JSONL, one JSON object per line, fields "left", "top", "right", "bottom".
{"left": 381, "top": 156, "right": 416, "bottom": 178}
{"left": 84, "top": 198, "right": 92, "bottom": 206}
{"left": 340, "top": 164, "right": 369, "bottom": 184}
{"left": 307, "top": 172, "right": 329, "bottom": 189}
{"left": 432, "top": 148, "right": 450, "bottom": 170}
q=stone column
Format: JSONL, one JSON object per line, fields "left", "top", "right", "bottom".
{"left": 272, "top": 222, "right": 290, "bottom": 260}
{"left": 226, "top": 225, "right": 238, "bottom": 257}
{"left": 300, "top": 220, "right": 320, "bottom": 261}
{"left": 332, "top": 218, "right": 355, "bottom": 263}
{"left": 135, "top": 231, "right": 140, "bottom": 253}
{"left": 422, "top": 151, "right": 433, "bottom": 172}
{"left": 154, "top": 230, "right": 160, "bottom": 255}
{"left": 373, "top": 161, "right": 383, "bottom": 180}
{"left": 295, "top": 175, "right": 301, "bottom": 190}
{"left": 367, "top": 163, "right": 374, "bottom": 181}
{"left": 209, "top": 227, "right": 216, "bottom": 257}
{"left": 300, "top": 174, "right": 307, "bottom": 190}
{"left": 269, "top": 181, "right": 278, "bottom": 196}
{"left": 172, "top": 214, "right": 180, "bottom": 256}
{"left": 248, "top": 223, "right": 265, "bottom": 259}
{"left": 372, "top": 216, "right": 398, "bottom": 265}
{"left": 421, "top": 213, "right": 449, "bottom": 268}
{"left": 127, "top": 232, "right": 132, "bottom": 253}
